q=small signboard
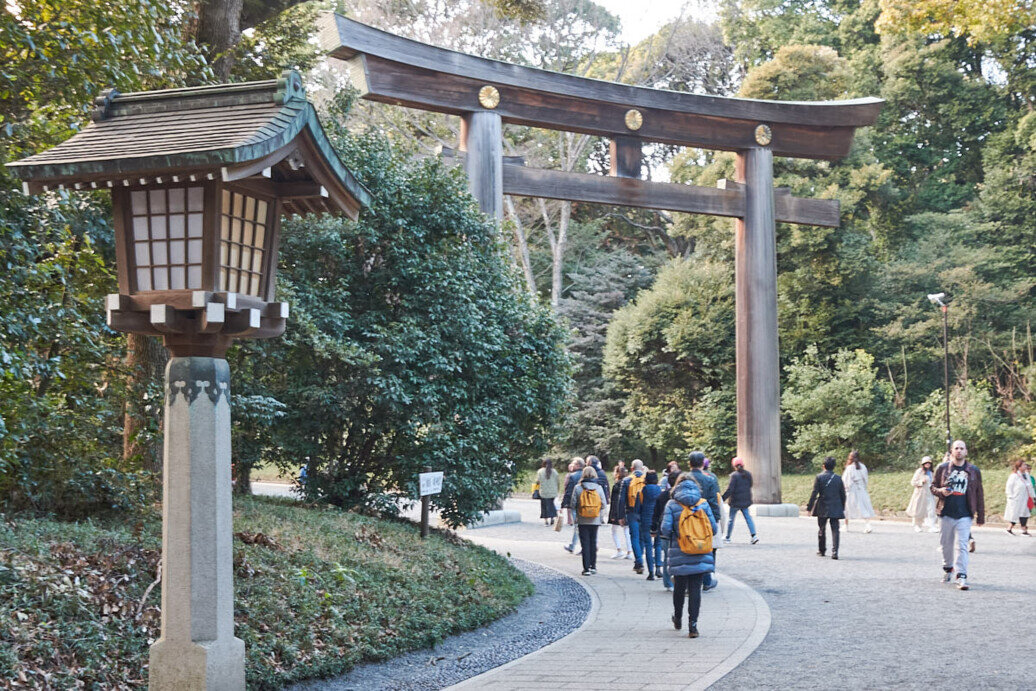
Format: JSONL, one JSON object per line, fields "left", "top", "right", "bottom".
{"left": 419, "top": 471, "right": 444, "bottom": 496}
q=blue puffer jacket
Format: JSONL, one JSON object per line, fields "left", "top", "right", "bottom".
{"left": 639, "top": 483, "right": 661, "bottom": 525}
{"left": 661, "top": 480, "right": 718, "bottom": 576}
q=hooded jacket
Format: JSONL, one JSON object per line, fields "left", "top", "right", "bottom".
{"left": 660, "top": 480, "right": 717, "bottom": 576}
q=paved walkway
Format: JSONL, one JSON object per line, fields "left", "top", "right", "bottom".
{"left": 449, "top": 499, "right": 770, "bottom": 691}
{"left": 712, "top": 514, "right": 1036, "bottom": 689}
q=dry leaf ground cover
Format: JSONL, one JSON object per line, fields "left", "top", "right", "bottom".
{"left": 0, "top": 495, "right": 532, "bottom": 689}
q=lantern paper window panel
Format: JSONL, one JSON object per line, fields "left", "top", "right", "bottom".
{"left": 130, "top": 187, "right": 205, "bottom": 292}
{"left": 220, "top": 190, "right": 269, "bottom": 297}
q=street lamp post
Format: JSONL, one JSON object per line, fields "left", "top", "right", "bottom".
{"left": 927, "top": 292, "right": 951, "bottom": 453}
{"left": 7, "top": 72, "right": 370, "bottom": 690}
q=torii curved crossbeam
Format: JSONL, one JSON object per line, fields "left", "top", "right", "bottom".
{"left": 318, "top": 13, "right": 882, "bottom": 160}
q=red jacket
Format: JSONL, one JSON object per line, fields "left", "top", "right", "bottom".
{"left": 931, "top": 461, "right": 985, "bottom": 525}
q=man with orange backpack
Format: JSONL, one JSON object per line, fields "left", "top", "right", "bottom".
{"left": 618, "top": 459, "right": 648, "bottom": 573}
{"left": 571, "top": 466, "right": 608, "bottom": 576}
{"left": 660, "top": 472, "right": 718, "bottom": 638}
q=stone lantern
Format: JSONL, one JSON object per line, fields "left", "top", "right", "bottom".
{"left": 6, "top": 70, "right": 370, "bottom": 690}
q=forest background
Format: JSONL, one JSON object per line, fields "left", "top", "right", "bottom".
{"left": 1, "top": 0, "right": 1034, "bottom": 522}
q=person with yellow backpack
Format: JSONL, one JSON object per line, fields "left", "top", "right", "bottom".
{"left": 571, "top": 466, "right": 608, "bottom": 576}
{"left": 660, "top": 472, "right": 718, "bottom": 638}
{"left": 618, "top": 459, "right": 648, "bottom": 574}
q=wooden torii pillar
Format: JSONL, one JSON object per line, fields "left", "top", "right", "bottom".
{"left": 320, "top": 13, "right": 882, "bottom": 505}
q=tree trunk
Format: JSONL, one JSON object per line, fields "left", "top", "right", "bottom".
{"left": 550, "top": 200, "right": 571, "bottom": 308}
{"left": 123, "top": 333, "right": 168, "bottom": 476}
{"left": 504, "top": 196, "right": 536, "bottom": 295}
{"left": 197, "top": 0, "right": 244, "bottom": 80}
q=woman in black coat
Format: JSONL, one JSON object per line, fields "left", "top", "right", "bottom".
{"left": 607, "top": 466, "right": 630, "bottom": 559}
{"left": 722, "top": 458, "right": 758, "bottom": 543}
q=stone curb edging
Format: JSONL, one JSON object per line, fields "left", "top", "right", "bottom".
{"left": 445, "top": 561, "right": 601, "bottom": 691}
{"left": 688, "top": 572, "right": 772, "bottom": 691}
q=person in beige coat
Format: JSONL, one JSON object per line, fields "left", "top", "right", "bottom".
{"left": 1004, "top": 460, "right": 1035, "bottom": 535}
{"left": 906, "top": 456, "right": 937, "bottom": 532}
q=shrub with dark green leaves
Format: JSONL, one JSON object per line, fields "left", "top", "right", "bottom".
{"left": 230, "top": 95, "right": 572, "bottom": 527}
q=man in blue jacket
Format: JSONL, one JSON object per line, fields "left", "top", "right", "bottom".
{"left": 689, "top": 452, "right": 721, "bottom": 590}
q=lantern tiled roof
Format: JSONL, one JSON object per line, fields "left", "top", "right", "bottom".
{"left": 6, "top": 71, "right": 370, "bottom": 218}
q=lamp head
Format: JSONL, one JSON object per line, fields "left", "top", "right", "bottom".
{"left": 927, "top": 292, "right": 946, "bottom": 307}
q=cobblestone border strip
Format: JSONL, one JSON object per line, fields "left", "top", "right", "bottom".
{"left": 289, "top": 558, "right": 591, "bottom": 691}
{"left": 689, "top": 572, "right": 772, "bottom": 691}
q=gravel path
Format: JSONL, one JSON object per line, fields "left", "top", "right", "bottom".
{"left": 713, "top": 516, "right": 1036, "bottom": 689}
{"left": 288, "top": 558, "right": 590, "bottom": 691}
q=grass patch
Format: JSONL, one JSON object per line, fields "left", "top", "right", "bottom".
{"left": 0, "top": 495, "right": 532, "bottom": 689}
{"left": 250, "top": 462, "right": 301, "bottom": 484}
{"left": 782, "top": 468, "right": 1011, "bottom": 519}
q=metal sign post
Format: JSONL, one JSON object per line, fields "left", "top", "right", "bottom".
{"left": 418, "top": 468, "right": 444, "bottom": 538}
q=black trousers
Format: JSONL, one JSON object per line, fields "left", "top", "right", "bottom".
{"left": 673, "top": 573, "right": 704, "bottom": 624}
{"left": 578, "top": 524, "right": 599, "bottom": 571}
{"left": 817, "top": 517, "right": 840, "bottom": 554}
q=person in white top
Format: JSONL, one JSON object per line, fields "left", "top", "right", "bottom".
{"left": 906, "top": 456, "right": 938, "bottom": 532}
{"left": 843, "top": 450, "right": 875, "bottom": 532}
{"left": 1004, "top": 459, "right": 1035, "bottom": 535}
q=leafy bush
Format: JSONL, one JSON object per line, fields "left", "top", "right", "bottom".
{"left": 604, "top": 258, "right": 735, "bottom": 463}
{"left": 783, "top": 345, "right": 895, "bottom": 467}
{"left": 231, "top": 95, "right": 572, "bottom": 527}
{"left": 896, "top": 380, "right": 1023, "bottom": 467}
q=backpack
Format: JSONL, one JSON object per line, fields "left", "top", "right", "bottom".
{"left": 677, "top": 499, "right": 713, "bottom": 555}
{"left": 626, "top": 474, "right": 645, "bottom": 509}
{"left": 578, "top": 483, "right": 602, "bottom": 519}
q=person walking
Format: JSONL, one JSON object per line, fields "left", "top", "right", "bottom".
{"left": 843, "top": 450, "right": 875, "bottom": 533}
{"left": 571, "top": 466, "right": 607, "bottom": 576}
{"left": 1004, "top": 459, "right": 1034, "bottom": 535}
{"left": 535, "top": 459, "right": 563, "bottom": 526}
{"left": 619, "top": 459, "right": 648, "bottom": 573}
{"left": 639, "top": 470, "right": 662, "bottom": 580}
{"left": 807, "top": 456, "right": 846, "bottom": 559}
{"left": 660, "top": 473, "right": 717, "bottom": 638}
{"left": 931, "top": 439, "right": 985, "bottom": 590}
{"left": 689, "top": 452, "right": 722, "bottom": 590}
{"left": 722, "top": 457, "right": 759, "bottom": 544}
{"left": 562, "top": 458, "right": 585, "bottom": 554}
{"left": 587, "top": 455, "right": 610, "bottom": 499}
{"left": 651, "top": 470, "right": 682, "bottom": 591}
{"left": 906, "top": 456, "right": 937, "bottom": 532}
{"left": 607, "top": 466, "right": 632, "bottom": 559}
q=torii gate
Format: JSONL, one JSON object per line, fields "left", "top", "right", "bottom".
{"left": 319, "top": 13, "right": 883, "bottom": 505}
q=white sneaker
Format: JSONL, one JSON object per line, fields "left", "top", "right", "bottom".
{"left": 611, "top": 551, "right": 624, "bottom": 559}
{"left": 942, "top": 571, "right": 952, "bottom": 583}
{"left": 723, "top": 537, "right": 732, "bottom": 544}
{"left": 928, "top": 527, "right": 940, "bottom": 533}
{"left": 956, "top": 575, "right": 969, "bottom": 590}
{"left": 913, "top": 526, "right": 922, "bottom": 533}
{"left": 864, "top": 524, "right": 873, "bottom": 534}
{"left": 624, "top": 552, "right": 633, "bottom": 560}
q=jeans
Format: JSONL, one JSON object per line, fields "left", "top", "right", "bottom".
{"left": 726, "top": 507, "right": 757, "bottom": 539}
{"left": 673, "top": 573, "right": 705, "bottom": 624}
{"left": 656, "top": 536, "right": 672, "bottom": 588}
{"left": 568, "top": 511, "right": 580, "bottom": 550}
{"left": 940, "top": 515, "right": 971, "bottom": 577}
{"left": 578, "top": 524, "right": 599, "bottom": 572}
{"left": 640, "top": 521, "right": 655, "bottom": 573}
{"left": 627, "top": 515, "right": 644, "bottom": 566}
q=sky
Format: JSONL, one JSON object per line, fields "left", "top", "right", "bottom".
{"left": 594, "top": 0, "right": 720, "bottom": 44}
